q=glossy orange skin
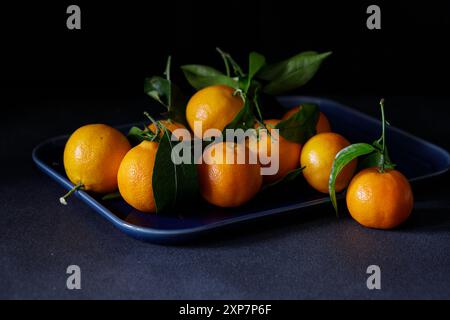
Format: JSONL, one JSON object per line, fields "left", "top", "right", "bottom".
{"left": 198, "top": 142, "right": 262, "bottom": 208}
{"left": 186, "top": 85, "right": 244, "bottom": 138}
{"left": 117, "top": 141, "right": 158, "bottom": 213}
{"left": 250, "top": 119, "right": 302, "bottom": 183}
{"left": 63, "top": 124, "right": 131, "bottom": 193}
{"left": 282, "top": 106, "right": 331, "bottom": 134}
{"left": 346, "top": 167, "right": 414, "bottom": 229}
{"left": 300, "top": 132, "right": 356, "bottom": 193}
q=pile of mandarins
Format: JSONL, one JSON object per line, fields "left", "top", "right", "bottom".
{"left": 61, "top": 51, "right": 413, "bottom": 230}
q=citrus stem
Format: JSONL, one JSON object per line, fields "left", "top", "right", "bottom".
{"left": 379, "top": 98, "right": 386, "bottom": 173}
{"left": 233, "top": 88, "right": 246, "bottom": 103}
{"left": 216, "top": 47, "right": 244, "bottom": 77}
{"left": 252, "top": 89, "right": 264, "bottom": 122}
{"left": 144, "top": 111, "right": 160, "bottom": 140}
{"left": 164, "top": 56, "right": 172, "bottom": 108}
{"left": 216, "top": 47, "right": 231, "bottom": 77}
{"left": 59, "top": 182, "right": 84, "bottom": 205}
{"left": 228, "top": 55, "right": 244, "bottom": 77}
{"left": 164, "top": 55, "right": 172, "bottom": 82}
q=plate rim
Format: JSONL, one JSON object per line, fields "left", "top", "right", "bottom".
{"left": 32, "top": 96, "right": 450, "bottom": 240}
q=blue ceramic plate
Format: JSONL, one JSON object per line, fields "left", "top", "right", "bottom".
{"left": 32, "top": 97, "right": 450, "bottom": 243}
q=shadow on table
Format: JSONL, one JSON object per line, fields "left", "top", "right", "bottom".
{"left": 177, "top": 173, "right": 450, "bottom": 247}
{"left": 400, "top": 202, "right": 450, "bottom": 233}
{"left": 174, "top": 203, "right": 344, "bottom": 248}
{"left": 401, "top": 173, "right": 450, "bottom": 232}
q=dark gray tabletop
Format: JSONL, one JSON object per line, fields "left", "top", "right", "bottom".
{"left": 1, "top": 96, "right": 449, "bottom": 299}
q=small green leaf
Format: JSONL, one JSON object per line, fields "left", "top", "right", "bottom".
{"left": 359, "top": 150, "right": 384, "bottom": 169}
{"left": 359, "top": 139, "right": 396, "bottom": 170}
{"left": 258, "top": 51, "right": 332, "bottom": 95}
{"left": 246, "top": 52, "right": 266, "bottom": 91}
{"left": 329, "top": 143, "right": 376, "bottom": 214}
{"left": 127, "top": 126, "right": 144, "bottom": 143}
{"left": 262, "top": 167, "right": 305, "bottom": 191}
{"left": 144, "top": 76, "right": 171, "bottom": 106}
{"left": 127, "top": 126, "right": 157, "bottom": 145}
{"left": 275, "top": 103, "right": 319, "bottom": 143}
{"left": 181, "top": 65, "right": 238, "bottom": 90}
{"left": 143, "top": 76, "right": 188, "bottom": 127}
{"left": 101, "top": 191, "right": 122, "bottom": 201}
{"left": 152, "top": 128, "right": 199, "bottom": 213}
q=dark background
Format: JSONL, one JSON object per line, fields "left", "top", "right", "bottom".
{"left": 1, "top": 0, "right": 450, "bottom": 299}
{"left": 2, "top": 0, "right": 450, "bottom": 97}
{"left": 2, "top": 0, "right": 450, "bottom": 151}
{"left": 2, "top": 0, "right": 450, "bottom": 173}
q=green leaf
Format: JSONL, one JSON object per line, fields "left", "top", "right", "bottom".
{"left": 181, "top": 65, "right": 239, "bottom": 90}
{"left": 329, "top": 143, "right": 376, "bottom": 214}
{"left": 127, "top": 126, "right": 157, "bottom": 145}
{"left": 275, "top": 103, "right": 319, "bottom": 143}
{"left": 101, "top": 191, "right": 122, "bottom": 201}
{"left": 143, "top": 77, "right": 188, "bottom": 127}
{"left": 359, "top": 150, "right": 384, "bottom": 169}
{"left": 152, "top": 129, "right": 199, "bottom": 213}
{"left": 144, "top": 76, "right": 170, "bottom": 106}
{"left": 223, "top": 99, "right": 255, "bottom": 133}
{"left": 258, "top": 51, "right": 332, "bottom": 95}
{"left": 262, "top": 167, "right": 305, "bottom": 191}
{"left": 246, "top": 52, "right": 266, "bottom": 91}
{"left": 359, "top": 140, "right": 396, "bottom": 170}
{"left": 127, "top": 126, "right": 145, "bottom": 143}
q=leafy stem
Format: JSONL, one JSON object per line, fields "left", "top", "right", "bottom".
{"left": 328, "top": 98, "right": 397, "bottom": 215}
{"left": 164, "top": 55, "right": 172, "bottom": 81}
{"left": 374, "top": 98, "right": 396, "bottom": 172}
{"left": 252, "top": 89, "right": 264, "bottom": 123}
{"left": 217, "top": 47, "right": 231, "bottom": 77}
{"left": 379, "top": 98, "right": 386, "bottom": 173}
{"left": 144, "top": 111, "right": 161, "bottom": 140}
{"left": 216, "top": 47, "right": 244, "bottom": 77}
{"left": 144, "top": 56, "right": 189, "bottom": 127}
{"left": 164, "top": 56, "right": 172, "bottom": 108}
